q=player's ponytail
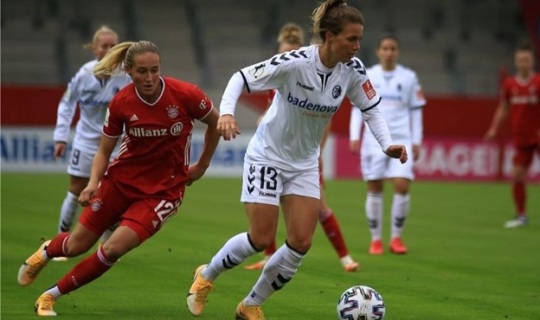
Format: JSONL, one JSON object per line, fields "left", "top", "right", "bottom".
{"left": 94, "top": 40, "right": 160, "bottom": 77}
{"left": 94, "top": 42, "right": 134, "bottom": 77}
{"left": 311, "top": 0, "right": 364, "bottom": 43}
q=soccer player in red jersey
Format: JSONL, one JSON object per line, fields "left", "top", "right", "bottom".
{"left": 485, "top": 43, "right": 540, "bottom": 228}
{"left": 244, "top": 22, "right": 359, "bottom": 272}
{"left": 18, "top": 40, "right": 221, "bottom": 316}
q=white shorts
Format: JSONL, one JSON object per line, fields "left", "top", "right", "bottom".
{"left": 361, "top": 143, "right": 414, "bottom": 181}
{"left": 66, "top": 148, "right": 95, "bottom": 178}
{"left": 240, "top": 160, "right": 320, "bottom": 206}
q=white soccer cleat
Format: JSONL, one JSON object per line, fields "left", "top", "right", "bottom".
{"left": 504, "top": 216, "right": 528, "bottom": 228}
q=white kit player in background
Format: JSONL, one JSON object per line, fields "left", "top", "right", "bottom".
{"left": 187, "top": 1, "right": 407, "bottom": 319}
{"left": 52, "top": 25, "right": 131, "bottom": 261}
{"left": 349, "top": 34, "right": 426, "bottom": 255}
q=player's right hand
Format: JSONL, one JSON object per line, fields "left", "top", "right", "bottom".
{"left": 78, "top": 184, "right": 98, "bottom": 207}
{"left": 217, "top": 114, "right": 241, "bottom": 141}
{"left": 54, "top": 142, "right": 67, "bottom": 159}
{"left": 349, "top": 140, "right": 360, "bottom": 155}
{"left": 385, "top": 145, "right": 408, "bottom": 164}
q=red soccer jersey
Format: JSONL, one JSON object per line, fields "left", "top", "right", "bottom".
{"left": 500, "top": 73, "right": 540, "bottom": 146}
{"left": 103, "top": 77, "right": 213, "bottom": 198}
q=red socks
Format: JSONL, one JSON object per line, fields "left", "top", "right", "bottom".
{"left": 57, "top": 247, "right": 115, "bottom": 294}
{"left": 46, "top": 232, "right": 70, "bottom": 258}
{"left": 320, "top": 210, "right": 348, "bottom": 258}
{"left": 512, "top": 181, "right": 526, "bottom": 215}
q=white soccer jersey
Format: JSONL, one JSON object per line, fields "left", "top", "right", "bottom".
{"left": 53, "top": 60, "right": 131, "bottom": 153}
{"left": 238, "top": 44, "right": 384, "bottom": 171}
{"left": 355, "top": 64, "right": 425, "bottom": 148}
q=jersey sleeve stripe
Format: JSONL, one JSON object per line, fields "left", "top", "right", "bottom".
{"left": 198, "top": 105, "right": 214, "bottom": 120}
{"left": 361, "top": 97, "right": 382, "bottom": 112}
{"left": 239, "top": 70, "right": 251, "bottom": 93}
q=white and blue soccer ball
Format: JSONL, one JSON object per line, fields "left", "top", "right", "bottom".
{"left": 336, "top": 285, "right": 386, "bottom": 320}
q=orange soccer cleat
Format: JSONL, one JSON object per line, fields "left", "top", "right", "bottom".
{"left": 186, "top": 264, "right": 214, "bottom": 316}
{"left": 235, "top": 301, "right": 266, "bottom": 320}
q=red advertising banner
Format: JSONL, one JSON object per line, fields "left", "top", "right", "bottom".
{"left": 335, "top": 135, "right": 540, "bottom": 182}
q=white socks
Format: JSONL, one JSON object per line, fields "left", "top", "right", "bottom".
{"left": 44, "top": 286, "right": 63, "bottom": 300}
{"left": 391, "top": 193, "right": 410, "bottom": 239}
{"left": 243, "top": 243, "right": 304, "bottom": 306}
{"left": 58, "top": 192, "right": 79, "bottom": 233}
{"left": 366, "top": 192, "right": 410, "bottom": 240}
{"left": 203, "top": 232, "right": 258, "bottom": 281}
{"left": 365, "top": 192, "right": 383, "bottom": 241}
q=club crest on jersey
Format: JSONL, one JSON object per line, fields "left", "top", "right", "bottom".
{"left": 332, "top": 85, "right": 342, "bottom": 99}
{"left": 248, "top": 63, "right": 267, "bottom": 79}
{"left": 91, "top": 199, "right": 103, "bottom": 212}
{"left": 170, "top": 122, "right": 183, "bottom": 136}
{"left": 167, "top": 105, "right": 179, "bottom": 119}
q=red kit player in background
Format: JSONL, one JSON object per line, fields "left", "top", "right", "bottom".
{"left": 485, "top": 42, "right": 540, "bottom": 228}
{"left": 17, "top": 40, "right": 221, "bottom": 316}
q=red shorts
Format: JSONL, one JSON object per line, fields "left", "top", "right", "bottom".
{"left": 513, "top": 144, "right": 540, "bottom": 168}
{"left": 79, "top": 176, "right": 182, "bottom": 243}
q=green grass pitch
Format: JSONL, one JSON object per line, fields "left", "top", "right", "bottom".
{"left": 2, "top": 173, "right": 539, "bottom": 319}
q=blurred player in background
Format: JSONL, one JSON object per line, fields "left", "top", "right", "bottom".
{"left": 52, "top": 25, "right": 131, "bottom": 259}
{"left": 187, "top": 1, "right": 407, "bottom": 318}
{"left": 18, "top": 40, "right": 221, "bottom": 316}
{"left": 245, "top": 22, "right": 359, "bottom": 272}
{"left": 485, "top": 42, "right": 540, "bottom": 228}
{"left": 350, "top": 34, "right": 425, "bottom": 255}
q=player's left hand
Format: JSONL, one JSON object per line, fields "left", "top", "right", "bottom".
{"left": 385, "top": 145, "right": 408, "bottom": 164}
{"left": 217, "top": 114, "right": 241, "bottom": 141}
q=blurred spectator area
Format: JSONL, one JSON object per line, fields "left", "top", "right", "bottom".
{"left": 1, "top": 0, "right": 531, "bottom": 97}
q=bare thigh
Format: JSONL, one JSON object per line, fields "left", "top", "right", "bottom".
{"left": 281, "top": 195, "right": 320, "bottom": 253}
{"left": 245, "top": 203, "right": 279, "bottom": 250}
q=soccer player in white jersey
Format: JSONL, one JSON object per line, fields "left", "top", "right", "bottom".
{"left": 52, "top": 26, "right": 131, "bottom": 260}
{"left": 349, "top": 34, "right": 426, "bottom": 255}
{"left": 187, "top": 1, "right": 407, "bottom": 319}
{"left": 244, "top": 22, "right": 360, "bottom": 273}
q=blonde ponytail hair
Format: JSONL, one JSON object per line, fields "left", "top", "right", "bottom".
{"left": 94, "top": 40, "right": 160, "bottom": 77}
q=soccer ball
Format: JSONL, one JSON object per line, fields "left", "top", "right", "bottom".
{"left": 336, "top": 285, "right": 386, "bottom": 320}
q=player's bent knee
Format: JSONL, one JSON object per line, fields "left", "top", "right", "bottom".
{"left": 286, "top": 239, "right": 312, "bottom": 254}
